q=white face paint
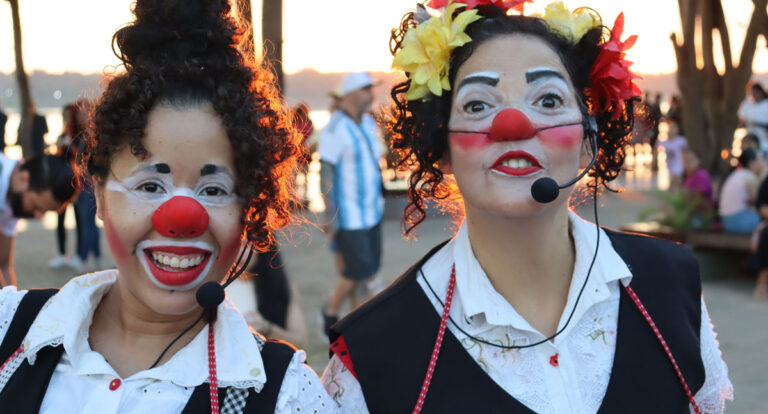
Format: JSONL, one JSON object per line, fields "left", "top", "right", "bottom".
{"left": 105, "top": 162, "right": 242, "bottom": 208}
{"left": 104, "top": 162, "right": 243, "bottom": 293}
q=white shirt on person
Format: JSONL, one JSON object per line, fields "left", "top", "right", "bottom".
{"left": 719, "top": 168, "right": 758, "bottom": 216}
{"left": 318, "top": 110, "right": 384, "bottom": 231}
{"left": 660, "top": 135, "right": 687, "bottom": 177}
{"left": 0, "top": 271, "right": 337, "bottom": 414}
{"left": 738, "top": 98, "right": 768, "bottom": 149}
{"left": 322, "top": 211, "right": 733, "bottom": 413}
{"left": 0, "top": 154, "right": 19, "bottom": 237}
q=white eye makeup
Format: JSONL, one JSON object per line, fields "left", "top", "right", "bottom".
{"left": 523, "top": 67, "right": 575, "bottom": 115}
{"left": 455, "top": 72, "right": 504, "bottom": 119}
{"left": 106, "top": 162, "right": 241, "bottom": 207}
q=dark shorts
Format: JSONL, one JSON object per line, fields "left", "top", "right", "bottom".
{"left": 334, "top": 221, "right": 382, "bottom": 281}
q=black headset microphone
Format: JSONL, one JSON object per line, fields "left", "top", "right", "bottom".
{"left": 196, "top": 247, "right": 255, "bottom": 310}
{"left": 530, "top": 117, "right": 598, "bottom": 204}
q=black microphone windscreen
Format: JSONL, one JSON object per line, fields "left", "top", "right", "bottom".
{"left": 531, "top": 177, "right": 560, "bottom": 204}
{"left": 196, "top": 281, "right": 225, "bottom": 309}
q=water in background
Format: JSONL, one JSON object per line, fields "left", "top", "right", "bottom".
{"left": 1, "top": 109, "right": 332, "bottom": 232}
{"left": 1, "top": 108, "right": 333, "bottom": 160}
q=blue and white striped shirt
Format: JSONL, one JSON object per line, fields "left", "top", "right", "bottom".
{"left": 319, "top": 111, "right": 384, "bottom": 231}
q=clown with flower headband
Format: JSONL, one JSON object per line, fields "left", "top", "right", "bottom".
{"left": 321, "top": 1, "right": 733, "bottom": 413}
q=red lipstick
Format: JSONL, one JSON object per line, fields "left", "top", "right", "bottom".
{"left": 491, "top": 150, "right": 543, "bottom": 176}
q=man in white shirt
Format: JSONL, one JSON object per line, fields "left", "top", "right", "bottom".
{"left": 0, "top": 154, "right": 77, "bottom": 287}
{"left": 738, "top": 82, "right": 768, "bottom": 151}
{"left": 319, "top": 73, "right": 385, "bottom": 339}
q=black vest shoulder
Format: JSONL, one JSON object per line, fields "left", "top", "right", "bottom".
{"left": 0, "top": 289, "right": 295, "bottom": 413}
{"left": 331, "top": 229, "right": 705, "bottom": 413}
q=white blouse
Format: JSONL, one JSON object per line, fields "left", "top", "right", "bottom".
{"left": 322, "top": 212, "right": 733, "bottom": 413}
{"left": 0, "top": 271, "right": 337, "bottom": 414}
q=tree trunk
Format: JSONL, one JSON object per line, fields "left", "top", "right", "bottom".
{"left": 672, "top": 0, "right": 768, "bottom": 175}
{"left": 261, "top": 0, "right": 284, "bottom": 92}
{"left": 7, "top": 0, "right": 33, "bottom": 157}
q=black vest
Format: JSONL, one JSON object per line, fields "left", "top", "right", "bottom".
{"left": 0, "top": 289, "right": 295, "bottom": 413}
{"left": 331, "top": 229, "right": 706, "bottom": 413}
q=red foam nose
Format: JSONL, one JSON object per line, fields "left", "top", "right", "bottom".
{"left": 488, "top": 109, "right": 537, "bottom": 141}
{"left": 152, "top": 196, "right": 209, "bottom": 238}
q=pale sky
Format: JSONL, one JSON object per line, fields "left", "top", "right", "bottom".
{"left": 0, "top": 0, "right": 765, "bottom": 75}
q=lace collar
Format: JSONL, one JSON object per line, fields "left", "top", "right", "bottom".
{"left": 448, "top": 210, "right": 633, "bottom": 334}
{"left": 21, "top": 270, "right": 267, "bottom": 391}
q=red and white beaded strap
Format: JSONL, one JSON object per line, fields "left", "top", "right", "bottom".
{"left": 624, "top": 285, "right": 701, "bottom": 414}
{"left": 413, "top": 265, "right": 457, "bottom": 414}
{"left": 208, "top": 322, "right": 219, "bottom": 414}
{"left": 0, "top": 344, "right": 25, "bottom": 392}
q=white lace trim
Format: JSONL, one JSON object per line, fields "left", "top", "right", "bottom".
{"left": 25, "top": 336, "right": 64, "bottom": 366}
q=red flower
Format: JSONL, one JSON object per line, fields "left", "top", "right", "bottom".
{"left": 589, "top": 13, "right": 642, "bottom": 120}
{"left": 427, "top": 0, "right": 532, "bottom": 13}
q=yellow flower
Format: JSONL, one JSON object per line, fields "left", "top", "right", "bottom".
{"left": 392, "top": 3, "right": 482, "bottom": 100}
{"left": 539, "top": 1, "right": 601, "bottom": 44}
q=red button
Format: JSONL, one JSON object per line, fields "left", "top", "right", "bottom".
{"left": 109, "top": 378, "right": 121, "bottom": 391}
{"left": 549, "top": 353, "right": 559, "bottom": 367}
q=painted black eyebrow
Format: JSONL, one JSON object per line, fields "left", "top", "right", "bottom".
{"left": 457, "top": 75, "right": 499, "bottom": 90}
{"left": 154, "top": 163, "right": 171, "bottom": 174}
{"left": 526, "top": 69, "right": 566, "bottom": 84}
{"left": 200, "top": 164, "right": 219, "bottom": 176}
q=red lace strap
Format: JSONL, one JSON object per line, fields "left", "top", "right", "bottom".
{"left": 207, "top": 322, "right": 219, "bottom": 414}
{"left": 413, "top": 265, "right": 457, "bottom": 414}
{"left": 0, "top": 344, "right": 24, "bottom": 372}
{"left": 624, "top": 285, "right": 701, "bottom": 414}
{"left": 330, "top": 335, "right": 358, "bottom": 380}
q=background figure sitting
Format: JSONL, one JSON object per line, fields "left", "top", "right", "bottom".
{"left": 738, "top": 82, "right": 768, "bottom": 151}
{"left": 719, "top": 148, "right": 765, "bottom": 233}
{"left": 682, "top": 148, "right": 714, "bottom": 226}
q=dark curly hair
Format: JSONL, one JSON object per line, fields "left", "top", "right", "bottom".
{"left": 82, "top": 0, "right": 301, "bottom": 251}
{"left": 386, "top": 5, "right": 635, "bottom": 235}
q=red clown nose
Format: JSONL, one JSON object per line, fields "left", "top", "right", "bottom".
{"left": 152, "top": 196, "right": 209, "bottom": 238}
{"left": 488, "top": 108, "right": 537, "bottom": 142}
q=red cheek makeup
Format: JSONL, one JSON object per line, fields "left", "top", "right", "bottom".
{"left": 536, "top": 123, "right": 583, "bottom": 148}
{"left": 449, "top": 131, "right": 493, "bottom": 150}
{"left": 103, "top": 215, "right": 131, "bottom": 262}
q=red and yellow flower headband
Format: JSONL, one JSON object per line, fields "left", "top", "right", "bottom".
{"left": 392, "top": 0, "right": 641, "bottom": 119}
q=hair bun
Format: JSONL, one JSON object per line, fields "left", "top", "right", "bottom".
{"left": 113, "top": 0, "right": 240, "bottom": 67}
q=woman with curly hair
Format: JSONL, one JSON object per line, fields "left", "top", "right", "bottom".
{"left": 323, "top": 1, "right": 732, "bottom": 412}
{"left": 0, "top": 1, "right": 334, "bottom": 413}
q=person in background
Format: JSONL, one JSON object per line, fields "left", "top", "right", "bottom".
{"left": 69, "top": 101, "right": 102, "bottom": 272}
{"left": 292, "top": 102, "right": 316, "bottom": 207}
{"left": 646, "top": 92, "right": 662, "bottom": 170}
{"left": 738, "top": 82, "right": 768, "bottom": 151}
{"left": 319, "top": 72, "right": 384, "bottom": 340}
{"left": 752, "top": 172, "right": 768, "bottom": 300}
{"left": 741, "top": 132, "right": 762, "bottom": 155}
{"left": 0, "top": 98, "right": 7, "bottom": 154}
{"left": 227, "top": 250, "right": 309, "bottom": 348}
{"left": 17, "top": 100, "right": 49, "bottom": 158}
{"left": 0, "top": 154, "right": 77, "bottom": 286}
{"left": 719, "top": 148, "right": 765, "bottom": 233}
{"left": 666, "top": 94, "right": 683, "bottom": 126}
{"left": 659, "top": 120, "right": 687, "bottom": 187}
{"left": 49, "top": 104, "right": 82, "bottom": 269}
